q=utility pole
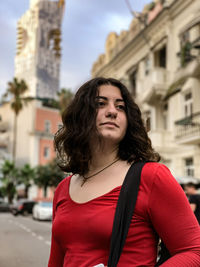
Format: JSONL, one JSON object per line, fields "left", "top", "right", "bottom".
{"left": 125, "top": 0, "right": 151, "bottom": 49}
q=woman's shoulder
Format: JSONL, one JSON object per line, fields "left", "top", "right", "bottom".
{"left": 143, "top": 161, "right": 171, "bottom": 174}
{"left": 141, "top": 162, "right": 175, "bottom": 188}
{"left": 54, "top": 175, "right": 72, "bottom": 198}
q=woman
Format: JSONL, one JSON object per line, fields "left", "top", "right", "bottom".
{"left": 48, "top": 77, "right": 200, "bottom": 266}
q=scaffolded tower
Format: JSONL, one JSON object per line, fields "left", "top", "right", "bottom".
{"left": 15, "top": 0, "right": 65, "bottom": 99}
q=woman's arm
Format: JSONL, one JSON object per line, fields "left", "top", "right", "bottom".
{"left": 48, "top": 233, "right": 65, "bottom": 267}
{"left": 48, "top": 184, "right": 65, "bottom": 267}
{"left": 148, "top": 164, "right": 200, "bottom": 266}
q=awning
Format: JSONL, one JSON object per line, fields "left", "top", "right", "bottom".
{"left": 175, "top": 176, "right": 200, "bottom": 185}
{"left": 164, "top": 77, "right": 186, "bottom": 101}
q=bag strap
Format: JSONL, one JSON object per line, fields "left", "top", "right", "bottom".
{"left": 107, "top": 161, "right": 146, "bottom": 267}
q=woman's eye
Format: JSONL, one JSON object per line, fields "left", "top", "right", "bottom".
{"left": 117, "top": 105, "right": 125, "bottom": 110}
{"left": 96, "top": 101, "right": 105, "bottom": 107}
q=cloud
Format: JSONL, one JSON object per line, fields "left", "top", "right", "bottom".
{"left": 59, "top": 1, "right": 133, "bottom": 89}
{"left": 0, "top": 18, "right": 17, "bottom": 95}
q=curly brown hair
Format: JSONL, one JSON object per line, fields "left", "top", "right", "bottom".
{"left": 54, "top": 77, "right": 160, "bottom": 175}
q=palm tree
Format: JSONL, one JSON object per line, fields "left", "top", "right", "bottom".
{"left": 34, "top": 160, "right": 65, "bottom": 197}
{"left": 1, "top": 160, "right": 19, "bottom": 203}
{"left": 4, "top": 78, "right": 32, "bottom": 162}
{"left": 18, "top": 164, "right": 36, "bottom": 198}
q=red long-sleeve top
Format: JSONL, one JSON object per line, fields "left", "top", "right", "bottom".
{"left": 48, "top": 163, "right": 200, "bottom": 266}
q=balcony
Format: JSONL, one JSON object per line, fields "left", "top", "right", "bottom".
{"left": 141, "top": 68, "right": 170, "bottom": 105}
{"left": 0, "top": 132, "right": 9, "bottom": 148}
{"left": 175, "top": 112, "right": 200, "bottom": 145}
{"left": 0, "top": 122, "right": 9, "bottom": 148}
{"left": 30, "top": 130, "right": 54, "bottom": 139}
{"left": 175, "top": 45, "right": 200, "bottom": 83}
{"left": 149, "top": 129, "right": 174, "bottom": 150}
{"left": 0, "top": 121, "right": 9, "bottom": 132}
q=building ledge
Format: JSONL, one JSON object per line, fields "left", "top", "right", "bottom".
{"left": 175, "top": 112, "right": 200, "bottom": 145}
{"left": 140, "top": 67, "right": 170, "bottom": 104}
{"left": 30, "top": 130, "right": 54, "bottom": 139}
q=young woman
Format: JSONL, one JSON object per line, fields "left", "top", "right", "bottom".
{"left": 48, "top": 77, "right": 200, "bottom": 267}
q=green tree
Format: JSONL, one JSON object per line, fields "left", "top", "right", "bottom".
{"left": 3, "top": 78, "right": 32, "bottom": 162}
{"left": 34, "top": 160, "right": 65, "bottom": 197}
{"left": 57, "top": 88, "right": 74, "bottom": 114}
{"left": 180, "top": 41, "right": 192, "bottom": 67}
{"left": 18, "top": 164, "right": 36, "bottom": 198}
{"left": 1, "top": 160, "right": 19, "bottom": 203}
{"left": 48, "top": 159, "right": 66, "bottom": 187}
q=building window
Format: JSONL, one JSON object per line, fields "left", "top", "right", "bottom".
{"left": 163, "top": 103, "right": 168, "bottom": 130}
{"left": 154, "top": 45, "right": 166, "bottom": 68}
{"left": 58, "top": 123, "right": 63, "bottom": 130}
{"left": 181, "top": 31, "right": 190, "bottom": 46}
{"left": 185, "top": 158, "right": 194, "bottom": 177}
{"left": 179, "top": 31, "right": 193, "bottom": 67}
{"left": 184, "top": 92, "right": 193, "bottom": 117}
{"left": 49, "top": 39, "right": 54, "bottom": 50}
{"left": 144, "top": 111, "right": 151, "bottom": 132}
{"left": 44, "top": 120, "right": 51, "bottom": 133}
{"left": 129, "top": 70, "right": 137, "bottom": 97}
{"left": 144, "top": 56, "right": 150, "bottom": 75}
{"left": 44, "top": 147, "right": 50, "bottom": 159}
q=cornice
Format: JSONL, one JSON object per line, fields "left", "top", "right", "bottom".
{"left": 94, "top": 7, "right": 171, "bottom": 77}
{"left": 93, "top": 0, "right": 197, "bottom": 78}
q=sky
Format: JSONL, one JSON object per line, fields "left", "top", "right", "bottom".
{"left": 0, "top": 0, "right": 151, "bottom": 96}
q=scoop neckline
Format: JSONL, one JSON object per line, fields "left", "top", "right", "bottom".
{"left": 67, "top": 175, "right": 122, "bottom": 205}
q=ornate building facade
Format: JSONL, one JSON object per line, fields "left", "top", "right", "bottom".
{"left": 92, "top": 0, "right": 200, "bottom": 183}
{"left": 15, "top": 0, "right": 65, "bottom": 99}
{"left": 0, "top": 0, "right": 65, "bottom": 199}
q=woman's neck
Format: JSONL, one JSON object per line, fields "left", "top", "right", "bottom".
{"left": 89, "top": 143, "right": 119, "bottom": 171}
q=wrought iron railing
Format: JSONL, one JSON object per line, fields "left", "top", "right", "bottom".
{"left": 175, "top": 112, "right": 200, "bottom": 140}
{"left": 177, "top": 37, "right": 200, "bottom": 67}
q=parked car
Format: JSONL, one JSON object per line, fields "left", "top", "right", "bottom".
{"left": 10, "top": 199, "right": 36, "bottom": 216}
{"left": 32, "top": 201, "right": 53, "bottom": 221}
{"left": 0, "top": 200, "right": 10, "bottom": 212}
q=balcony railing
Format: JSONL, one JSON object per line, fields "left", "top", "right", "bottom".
{"left": 177, "top": 38, "right": 200, "bottom": 67}
{"left": 149, "top": 129, "right": 174, "bottom": 149}
{"left": 175, "top": 112, "right": 200, "bottom": 145}
{"left": 141, "top": 67, "right": 170, "bottom": 104}
{"left": 0, "top": 132, "right": 9, "bottom": 148}
{"left": 30, "top": 130, "right": 54, "bottom": 139}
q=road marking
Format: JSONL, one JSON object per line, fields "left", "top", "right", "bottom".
{"left": 45, "top": 241, "right": 51, "bottom": 246}
{"left": 37, "top": 235, "right": 44, "bottom": 241}
{"left": 19, "top": 224, "right": 30, "bottom": 232}
{"left": 3, "top": 215, "right": 51, "bottom": 248}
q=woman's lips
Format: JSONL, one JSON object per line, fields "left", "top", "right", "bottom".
{"left": 100, "top": 122, "right": 119, "bottom": 128}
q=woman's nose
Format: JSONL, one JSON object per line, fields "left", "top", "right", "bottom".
{"left": 105, "top": 104, "right": 117, "bottom": 118}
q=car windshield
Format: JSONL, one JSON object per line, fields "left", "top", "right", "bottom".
{"left": 40, "top": 202, "right": 52, "bottom": 207}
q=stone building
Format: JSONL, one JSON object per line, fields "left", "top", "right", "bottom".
{"left": 0, "top": 0, "right": 65, "bottom": 166}
{"left": 15, "top": 0, "right": 65, "bottom": 99}
{"left": 92, "top": 0, "right": 200, "bottom": 183}
{"left": 0, "top": 100, "right": 62, "bottom": 167}
{"left": 0, "top": 0, "right": 65, "bottom": 199}
{"left": 0, "top": 120, "right": 11, "bottom": 165}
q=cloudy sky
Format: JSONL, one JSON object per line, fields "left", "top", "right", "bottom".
{"left": 0, "top": 0, "right": 150, "bottom": 96}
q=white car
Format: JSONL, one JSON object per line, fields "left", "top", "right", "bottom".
{"left": 33, "top": 201, "right": 53, "bottom": 221}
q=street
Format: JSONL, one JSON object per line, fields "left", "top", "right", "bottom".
{"left": 0, "top": 213, "right": 52, "bottom": 267}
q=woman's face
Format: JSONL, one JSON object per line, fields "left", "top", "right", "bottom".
{"left": 95, "top": 84, "right": 128, "bottom": 146}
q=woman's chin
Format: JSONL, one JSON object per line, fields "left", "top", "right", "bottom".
{"left": 99, "top": 134, "right": 121, "bottom": 145}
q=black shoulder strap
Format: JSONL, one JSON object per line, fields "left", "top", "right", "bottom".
{"left": 107, "top": 161, "right": 146, "bottom": 267}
